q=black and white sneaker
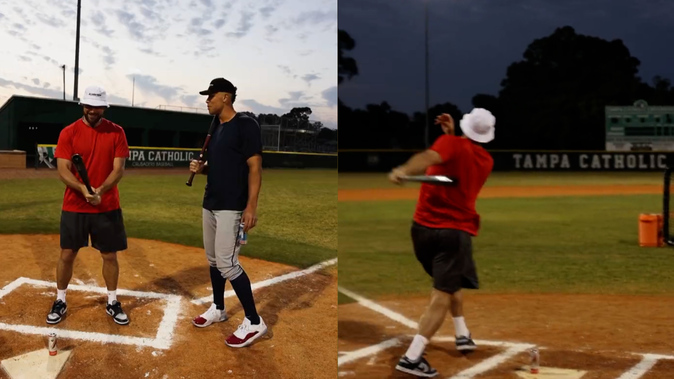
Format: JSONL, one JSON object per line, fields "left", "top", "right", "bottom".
{"left": 455, "top": 334, "right": 477, "bottom": 352}
{"left": 46, "top": 300, "right": 67, "bottom": 324}
{"left": 395, "top": 355, "right": 438, "bottom": 377}
{"left": 106, "top": 300, "right": 129, "bottom": 325}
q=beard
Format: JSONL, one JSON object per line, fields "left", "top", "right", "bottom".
{"left": 85, "top": 113, "right": 101, "bottom": 126}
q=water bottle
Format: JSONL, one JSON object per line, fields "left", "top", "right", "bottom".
{"left": 238, "top": 222, "right": 247, "bottom": 245}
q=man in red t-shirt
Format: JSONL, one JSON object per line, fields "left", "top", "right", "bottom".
{"left": 389, "top": 108, "right": 495, "bottom": 377}
{"left": 46, "top": 85, "right": 131, "bottom": 326}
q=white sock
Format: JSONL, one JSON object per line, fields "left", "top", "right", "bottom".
{"left": 453, "top": 316, "right": 470, "bottom": 338}
{"left": 57, "top": 289, "right": 66, "bottom": 303}
{"left": 107, "top": 291, "right": 117, "bottom": 305}
{"left": 404, "top": 334, "right": 429, "bottom": 361}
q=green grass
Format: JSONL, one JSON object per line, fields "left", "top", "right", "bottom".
{"left": 338, "top": 172, "right": 673, "bottom": 303}
{"left": 0, "top": 169, "right": 336, "bottom": 268}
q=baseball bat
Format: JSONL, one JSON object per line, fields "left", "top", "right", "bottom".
{"left": 186, "top": 115, "right": 219, "bottom": 187}
{"left": 400, "top": 175, "right": 456, "bottom": 184}
{"left": 71, "top": 153, "right": 95, "bottom": 195}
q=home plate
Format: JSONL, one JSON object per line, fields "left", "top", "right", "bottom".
{"left": 1, "top": 349, "right": 72, "bottom": 379}
{"left": 515, "top": 366, "right": 586, "bottom": 378}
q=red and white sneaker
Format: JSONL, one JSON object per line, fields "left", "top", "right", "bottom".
{"left": 225, "top": 316, "right": 267, "bottom": 348}
{"left": 192, "top": 303, "right": 227, "bottom": 328}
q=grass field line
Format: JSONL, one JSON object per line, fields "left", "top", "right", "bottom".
{"left": 0, "top": 277, "right": 181, "bottom": 349}
{"left": 192, "top": 258, "right": 338, "bottom": 305}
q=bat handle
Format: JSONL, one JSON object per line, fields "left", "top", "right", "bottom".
{"left": 186, "top": 172, "right": 196, "bottom": 187}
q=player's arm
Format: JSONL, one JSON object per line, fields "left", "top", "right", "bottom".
{"left": 57, "top": 158, "right": 90, "bottom": 196}
{"left": 96, "top": 157, "right": 125, "bottom": 195}
{"left": 389, "top": 150, "right": 443, "bottom": 183}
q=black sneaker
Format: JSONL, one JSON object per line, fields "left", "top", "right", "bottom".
{"left": 46, "top": 300, "right": 67, "bottom": 324}
{"left": 106, "top": 300, "right": 129, "bottom": 325}
{"left": 455, "top": 334, "right": 477, "bottom": 352}
{"left": 395, "top": 355, "right": 438, "bottom": 377}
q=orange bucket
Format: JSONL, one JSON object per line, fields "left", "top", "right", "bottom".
{"left": 638, "top": 213, "right": 664, "bottom": 247}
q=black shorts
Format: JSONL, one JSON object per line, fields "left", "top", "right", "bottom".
{"left": 60, "top": 209, "right": 128, "bottom": 252}
{"left": 411, "top": 221, "right": 478, "bottom": 294}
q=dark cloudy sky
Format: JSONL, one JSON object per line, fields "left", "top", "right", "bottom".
{"left": 338, "top": 0, "right": 674, "bottom": 116}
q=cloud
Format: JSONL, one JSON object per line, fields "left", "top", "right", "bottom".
{"left": 140, "top": 48, "right": 161, "bottom": 56}
{"left": 180, "top": 94, "right": 201, "bottom": 107}
{"left": 199, "top": 0, "right": 212, "bottom": 6}
{"left": 115, "top": 10, "right": 146, "bottom": 40}
{"left": 36, "top": 13, "right": 66, "bottom": 28}
{"left": 19, "top": 56, "right": 31, "bottom": 62}
{"left": 278, "top": 91, "right": 310, "bottom": 108}
{"left": 302, "top": 73, "right": 320, "bottom": 86}
{"left": 141, "top": 0, "right": 157, "bottom": 6}
{"left": 126, "top": 74, "right": 182, "bottom": 102}
{"left": 265, "top": 25, "right": 278, "bottom": 36}
{"left": 292, "top": 10, "right": 337, "bottom": 26}
{"left": 42, "top": 55, "right": 60, "bottom": 66}
{"left": 61, "top": 9, "right": 75, "bottom": 18}
{"left": 13, "top": 23, "right": 26, "bottom": 31}
{"left": 278, "top": 65, "right": 297, "bottom": 79}
{"left": 31, "top": 44, "right": 40, "bottom": 50}
{"left": 188, "top": 17, "right": 211, "bottom": 36}
{"left": 44, "top": 82, "right": 51, "bottom": 89}
{"left": 214, "top": 19, "right": 226, "bottom": 29}
{"left": 227, "top": 11, "right": 255, "bottom": 38}
{"left": 32, "top": 78, "right": 40, "bottom": 85}
{"left": 321, "top": 86, "right": 337, "bottom": 108}
{"left": 0, "top": 78, "right": 64, "bottom": 99}
{"left": 239, "top": 99, "right": 285, "bottom": 115}
{"left": 101, "top": 46, "right": 116, "bottom": 68}
{"left": 140, "top": 6, "right": 162, "bottom": 21}
{"left": 260, "top": 6, "right": 275, "bottom": 18}
{"left": 92, "top": 11, "right": 114, "bottom": 37}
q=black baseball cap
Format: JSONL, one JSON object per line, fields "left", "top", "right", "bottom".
{"left": 199, "top": 78, "right": 237, "bottom": 95}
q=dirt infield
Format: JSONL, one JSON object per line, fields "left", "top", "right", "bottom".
{"left": 339, "top": 184, "right": 673, "bottom": 378}
{"left": 338, "top": 294, "right": 674, "bottom": 378}
{"left": 0, "top": 235, "right": 336, "bottom": 379}
{"left": 338, "top": 184, "right": 663, "bottom": 201}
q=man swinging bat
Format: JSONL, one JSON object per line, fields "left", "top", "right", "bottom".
{"left": 47, "top": 85, "right": 131, "bottom": 326}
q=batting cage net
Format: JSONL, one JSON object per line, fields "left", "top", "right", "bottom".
{"left": 663, "top": 167, "right": 674, "bottom": 246}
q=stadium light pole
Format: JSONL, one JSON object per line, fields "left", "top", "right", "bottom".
{"left": 424, "top": 0, "right": 430, "bottom": 148}
{"left": 61, "top": 65, "right": 66, "bottom": 100}
{"left": 73, "top": 0, "right": 81, "bottom": 101}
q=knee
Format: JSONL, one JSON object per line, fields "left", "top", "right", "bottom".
{"left": 60, "top": 249, "right": 78, "bottom": 264}
{"left": 217, "top": 264, "right": 243, "bottom": 281}
{"left": 100, "top": 252, "right": 118, "bottom": 262}
{"left": 430, "top": 289, "right": 452, "bottom": 308}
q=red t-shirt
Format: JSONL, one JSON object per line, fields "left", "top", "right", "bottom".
{"left": 54, "top": 118, "right": 129, "bottom": 213}
{"left": 413, "top": 135, "right": 494, "bottom": 236}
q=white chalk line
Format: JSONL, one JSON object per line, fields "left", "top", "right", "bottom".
{"left": 617, "top": 353, "right": 674, "bottom": 379}
{"left": 448, "top": 344, "right": 534, "bottom": 379}
{"left": 338, "top": 286, "right": 418, "bottom": 329}
{"left": 0, "top": 277, "right": 181, "bottom": 349}
{"left": 192, "top": 258, "right": 338, "bottom": 305}
{"left": 338, "top": 337, "right": 401, "bottom": 367}
{"left": 338, "top": 287, "right": 674, "bottom": 378}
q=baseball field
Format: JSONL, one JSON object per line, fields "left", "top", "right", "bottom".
{"left": 0, "top": 168, "right": 337, "bottom": 379}
{"left": 338, "top": 171, "right": 674, "bottom": 379}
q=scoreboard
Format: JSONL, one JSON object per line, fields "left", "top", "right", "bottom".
{"left": 605, "top": 100, "right": 674, "bottom": 151}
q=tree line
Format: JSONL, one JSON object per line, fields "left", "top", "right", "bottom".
{"left": 339, "top": 26, "right": 674, "bottom": 150}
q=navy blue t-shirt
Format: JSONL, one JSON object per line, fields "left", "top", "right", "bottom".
{"left": 203, "top": 113, "right": 262, "bottom": 211}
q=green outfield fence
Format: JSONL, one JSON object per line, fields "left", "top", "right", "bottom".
{"left": 36, "top": 145, "right": 337, "bottom": 170}
{"left": 338, "top": 149, "right": 674, "bottom": 172}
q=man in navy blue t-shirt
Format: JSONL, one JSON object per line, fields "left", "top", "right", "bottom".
{"left": 189, "top": 77, "right": 267, "bottom": 348}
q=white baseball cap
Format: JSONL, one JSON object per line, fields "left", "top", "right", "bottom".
{"left": 79, "top": 85, "right": 109, "bottom": 107}
{"left": 459, "top": 108, "right": 495, "bottom": 143}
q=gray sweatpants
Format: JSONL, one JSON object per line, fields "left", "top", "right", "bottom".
{"left": 202, "top": 209, "right": 244, "bottom": 280}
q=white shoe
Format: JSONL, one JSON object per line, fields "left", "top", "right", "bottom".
{"left": 225, "top": 316, "right": 268, "bottom": 348}
{"left": 192, "top": 303, "right": 227, "bottom": 328}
